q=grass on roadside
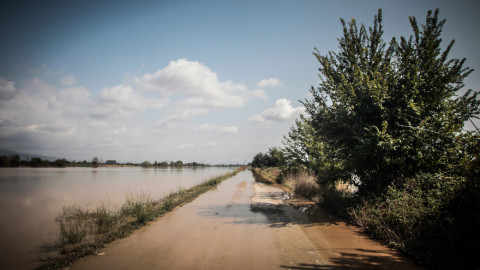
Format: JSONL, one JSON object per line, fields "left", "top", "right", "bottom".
{"left": 282, "top": 170, "right": 322, "bottom": 203}
{"left": 38, "top": 166, "right": 246, "bottom": 270}
{"left": 252, "top": 167, "right": 357, "bottom": 217}
{"left": 251, "top": 167, "right": 281, "bottom": 184}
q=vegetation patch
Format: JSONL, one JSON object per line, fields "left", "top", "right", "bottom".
{"left": 251, "top": 8, "right": 480, "bottom": 269}
{"left": 350, "top": 172, "right": 479, "bottom": 268}
{"left": 251, "top": 167, "right": 281, "bottom": 184}
{"left": 282, "top": 170, "right": 321, "bottom": 203}
{"left": 37, "top": 167, "right": 246, "bottom": 270}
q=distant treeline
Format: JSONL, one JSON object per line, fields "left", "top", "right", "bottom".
{"left": 145, "top": 161, "right": 208, "bottom": 167}
{"left": 0, "top": 155, "right": 242, "bottom": 168}
{"left": 141, "top": 160, "right": 243, "bottom": 168}
{"left": 0, "top": 155, "right": 81, "bottom": 167}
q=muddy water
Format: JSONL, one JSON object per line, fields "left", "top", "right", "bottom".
{"left": 0, "top": 166, "right": 234, "bottom": 270}
{"left": 72, "top": 170, "right": 422, "bottom": 270}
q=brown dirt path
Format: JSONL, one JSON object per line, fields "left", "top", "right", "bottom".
{"left": 71, "top": 170, "right": 421, "bottom": 270}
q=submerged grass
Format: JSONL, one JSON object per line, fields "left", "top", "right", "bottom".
{"left": 38, "top": 166, "right": 246, "bottom": 270}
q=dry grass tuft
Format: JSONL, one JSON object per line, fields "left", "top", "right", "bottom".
{"left": 283, "top": 171, "right": 321, "bottom": 202}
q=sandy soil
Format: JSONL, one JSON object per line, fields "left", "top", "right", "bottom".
{"left": 71, "top": 170, "right": 421, "bottom": 270}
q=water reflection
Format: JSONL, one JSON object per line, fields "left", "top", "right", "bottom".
{"left": 0, "top": 166, "right": 233, "bottom": 270}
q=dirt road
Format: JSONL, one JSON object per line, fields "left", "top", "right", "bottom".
{"left": 71, "top": 170, "right": 421, "bottom": 270}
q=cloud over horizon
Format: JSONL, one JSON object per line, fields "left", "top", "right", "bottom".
{"left": 195, "top": 124, "right": 238, "bottom": 134}
{"left": 92, "top": 84, "right": 168, "bottom": 119}
{"left": 135, "top": 59, "right": 256, "bottom": 109}
{"left": 0, "top": 59, "right": 279, "bottom": 162}
{"left": 250, "top": 98, "right": 305, "bottom": 123}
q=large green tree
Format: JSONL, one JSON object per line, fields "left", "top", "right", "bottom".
{"left": 301, "top": 9, "right": 479, "bottom": 196}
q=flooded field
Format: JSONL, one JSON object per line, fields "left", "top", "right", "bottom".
{"left": 0, "top": 166, "right": 234, "bottom": 270}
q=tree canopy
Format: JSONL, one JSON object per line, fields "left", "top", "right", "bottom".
{"left": 298, "top": 9, "right": 479, "bottom": 195}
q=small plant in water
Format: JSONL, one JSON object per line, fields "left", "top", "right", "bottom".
{"left": 95, "top": 204, "right": 120, "bottom": 232}
{"left": 59, "top": 221, "right": 87, "bottom": 244}
{"left": 121, "top": 192, "right": 157, "bottom": 224}
{"left": 57, "top": 206, "right": 89, "bottom": 244}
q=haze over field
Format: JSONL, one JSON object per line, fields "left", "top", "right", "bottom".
{"left": 0, "top": 0, "right": 479, "bottom": 164}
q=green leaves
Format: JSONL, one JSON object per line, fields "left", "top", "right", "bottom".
{"left": 297, "top": 9, "right": 479, "bottom": 196}
{"left": 251, "top": 147, "right": 286, "bottom": 168}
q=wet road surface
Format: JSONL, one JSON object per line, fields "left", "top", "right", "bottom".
{"left": 71, "top": 170, "right": 421, "bottom": 270}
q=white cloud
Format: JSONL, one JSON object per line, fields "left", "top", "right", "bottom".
{"left": 91, "top": 85, "right": 168, "bottom": 119}
{"left": 204, "top": 141, "right": 218, "bottom": 147}
{"left": 0, "top": 77, "right": 171, "bottom": 157}
{"left": 25, "top": 77, "right": 56, "bottom": 95}
{"left": 243, "top": 89, "right": 268, "bottom": 101}
{"left": 58, "top": 86, "right": 90, "bottom": 102}
{"left": 250, "top": 98, "right": 305, "bottom": 123}
{"left": 0, "top": 78, "right": 88, "bottom": 147}
{"left": 219, "top": 126, "right": 238, "bottom": 134}
{"left": 177, "top": 143, "right": 195, "bottom": 149}
{"left": 156, "top": 108, "right": 210, "bottom": 129}
{"left": 49, "top": 86, "right": 92, "bottom": 121}
{"left": 60, "top": 74, "right": 76, "bottom": 86}
{"left": 0, "top": 78, "right": 16, "bottom": 100}
{"left": 0, "top": 60, "right": 278, "bottom": 163}
{"left": 195, "top": 124, "right": 238, "bottom": 134}
{"left": 135, "top": 59, "right": 254, "bottom": 109}
{"left": 256, "top": 78, "right": 283, "bottom": 88}
{"left": 109, "top": 126, "right": 127, "bottom": 135}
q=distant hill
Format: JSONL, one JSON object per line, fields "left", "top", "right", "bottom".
{"left": 0, "top": 149, "right": 62, "bottom": 162}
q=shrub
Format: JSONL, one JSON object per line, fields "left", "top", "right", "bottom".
{"left": 94, "top": 204, "right": 121, "bottom": 232}
{"left": 59, "top": 221, "right": 87, "bottom": 244}
{"left": 57, "top": 206, "right": 89, "bottom": 244}
{"left": 121, "top": 193, "right": 157, "bottom": 224}
{"left": 351, "top": 173, "right": 478, "bottom": 268}
{"left": 283, "top": 170, "right": 321, "bottom": 202}
{"left": 321, "top": 181, "right": 355, "bottom": 219}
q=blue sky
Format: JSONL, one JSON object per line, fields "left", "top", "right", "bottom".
{"left": 1, "top": 0, "right": 479, "bottom": 164}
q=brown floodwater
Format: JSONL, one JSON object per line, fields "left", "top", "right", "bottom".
{"left": 0, "top": 166, "right": 235, "bottom": 270}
